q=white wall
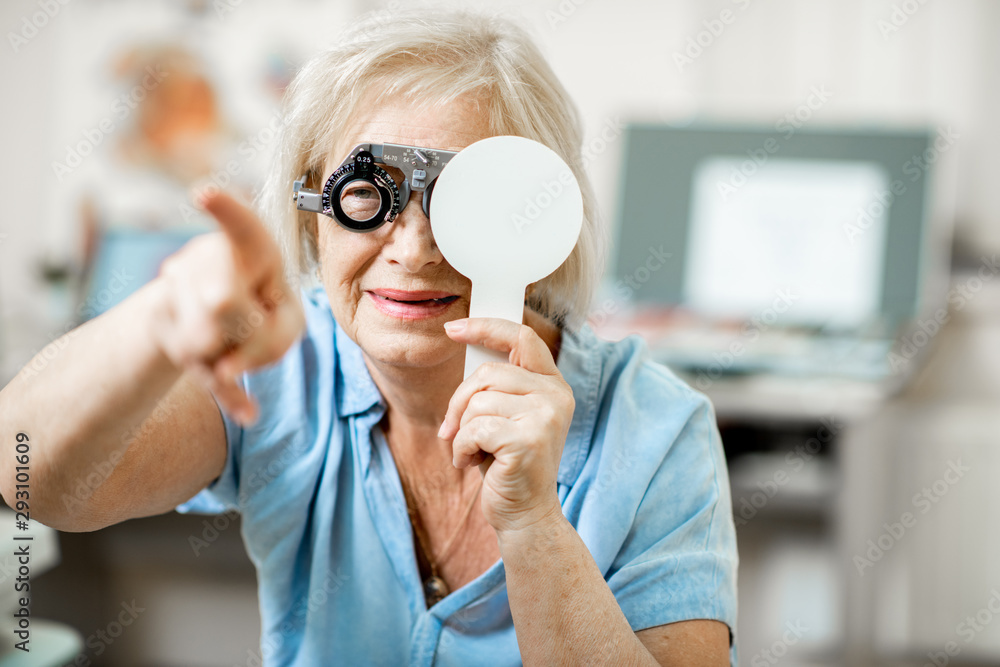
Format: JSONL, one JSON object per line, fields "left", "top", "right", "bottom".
{"left": 2, "top": 0, "right": 997, "bottom": 373}
{"left": 0, "top": 0, "right": 60, "bottom": 376}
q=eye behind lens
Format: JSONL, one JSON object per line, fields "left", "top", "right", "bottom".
{"left": 322, "top": 155, "right": 402, "bottom": 232}
{"left": 340, "top": 179, "right": 382, "bottom": 220}
{"left": 330, "top": 176, "right": 392, "bottom": 232}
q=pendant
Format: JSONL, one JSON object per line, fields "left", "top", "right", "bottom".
{"left": 424, "top": 575, "right": 449, "bottom": 606}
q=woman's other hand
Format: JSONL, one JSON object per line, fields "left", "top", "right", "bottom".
{"left": 150, "top": 190, "right": 306, "bottom": 425}
{"left": 438, "top": 318, "right": 574, "bottom": 534}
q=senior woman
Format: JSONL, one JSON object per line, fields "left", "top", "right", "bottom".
{"left": 0, "top": 8, "right": 738, "bottom": 667}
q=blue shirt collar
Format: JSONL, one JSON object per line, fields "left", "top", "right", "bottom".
{"left": 333, "top": 319, "right": 386, "bottom": 419}
{"left": 301, "top": 284, "right": 384, "bottom": 418}
{"left": 315, "top": 285, "right": 603, "bottom": 486}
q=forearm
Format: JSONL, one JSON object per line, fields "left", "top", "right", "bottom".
{"left": 497, "top": 510, "right": 659, "bottom": 666}
{"left": 0, "top": 277, "right": 182, "bottom": 524}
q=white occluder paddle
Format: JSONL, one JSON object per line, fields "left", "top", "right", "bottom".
{"left": 430, "top": 136, "right": 584, "bottom": 379}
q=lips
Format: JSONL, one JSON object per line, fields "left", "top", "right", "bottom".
{"left": 366, "top": 289, "right": 460, "bottom": 320}
{"left": 369, "top": 288, "right": 460, "bottom": 305}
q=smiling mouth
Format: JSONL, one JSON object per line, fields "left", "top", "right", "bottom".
{"left": 371, "top": 294, "right": 460, "bottom": 305}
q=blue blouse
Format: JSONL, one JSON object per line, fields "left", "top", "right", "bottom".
{"left": 177, "top": 284, "right": 739, "bottom": 666}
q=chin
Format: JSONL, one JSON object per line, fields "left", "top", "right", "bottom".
{"left": 359, "top": 325, "right": 458, "bottom": 369}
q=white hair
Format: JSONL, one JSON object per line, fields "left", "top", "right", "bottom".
{"left": 259, "top": 7, "right": 606, "bottom": 331}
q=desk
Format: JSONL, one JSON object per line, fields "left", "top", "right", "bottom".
{"left": 680, "top": 372, "right": 896, "bottom": 424}
{"left": 654, "top": 274, "right": 1000, "bottom": 666}
{"left": 675, "top": 370, "right": 892, "bottom": 666}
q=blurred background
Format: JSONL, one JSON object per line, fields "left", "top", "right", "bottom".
{"left": 0, "top": 0, "right": 998, "bottom": 665}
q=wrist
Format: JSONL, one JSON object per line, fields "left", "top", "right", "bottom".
{"left": 141, "top": 277, "right": 181, "bottom": 373}
{"left": 495, "top": 501, "right": 567, "bottom": 545}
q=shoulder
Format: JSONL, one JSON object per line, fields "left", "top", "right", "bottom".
{"left": 564, "top": 323, "right": 716, "bottom": 455}
{"left": 558, "top": 323, "right": 727, "bottom": 520}
{"left": 559, "top": 325, "right": 736, "bottom": 584}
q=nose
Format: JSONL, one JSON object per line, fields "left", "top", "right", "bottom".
{"left": 381, "top": 191, "right": 443, "bottom": 273}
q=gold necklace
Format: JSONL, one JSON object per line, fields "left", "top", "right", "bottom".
{"left": 395, "top": 447, "right": 484, "bottom": 607}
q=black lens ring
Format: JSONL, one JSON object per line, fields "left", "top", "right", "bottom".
{"left": 321, "top": 158, "right": 402, "bottom": 232}
{"left": 421, "top": 178, "right": 437, "bottom": 219}
{"left": 330, "top": 175, "right": 392, "bottom": 232}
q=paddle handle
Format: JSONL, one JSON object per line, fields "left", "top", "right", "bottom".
{"left": 463, "top": 281, "right": 526, "bottom": 380}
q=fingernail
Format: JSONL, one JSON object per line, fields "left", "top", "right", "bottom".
{"left": 444, "top": 320, "right": 466, "bottom": 334}
{"left": 437, "top": 419, "right": 447, "bottom": 439}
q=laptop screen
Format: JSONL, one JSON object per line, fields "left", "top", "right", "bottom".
{"left": 613, "top": 124, "right": 936, "bottom": 334}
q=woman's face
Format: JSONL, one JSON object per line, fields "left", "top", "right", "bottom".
{"left": 316, "top": 95, "right": 490, "bottom": 369}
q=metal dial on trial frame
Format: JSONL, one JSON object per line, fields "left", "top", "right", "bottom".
{"left": 322, "top": 151, "right": 403, "bottom": 228}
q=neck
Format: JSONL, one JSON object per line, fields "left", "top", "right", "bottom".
{"left": 367, "top": 354, "right": 462, "bottom": 471}
{"left": 365, "top": 306, "right": 562, "bottom": 483}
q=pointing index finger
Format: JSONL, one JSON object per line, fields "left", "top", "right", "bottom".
{"left": 196, "top": 189, "right": 278, "bottom": 278}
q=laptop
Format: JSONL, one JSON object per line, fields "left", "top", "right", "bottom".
{"left": 594, "top": 123, "right": 946, "bottom": 384}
